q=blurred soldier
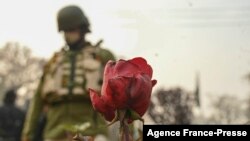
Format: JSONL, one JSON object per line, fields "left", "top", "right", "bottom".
{"left": 0, "top": 89, "right": 25, "bottom": 141}
{"left": 22, "top": 5, "right": 115, "bottom": 141}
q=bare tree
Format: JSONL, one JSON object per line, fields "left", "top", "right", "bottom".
{"left": 0, "top": 42, "right": 46, "bottom": 106}
{"left": 148, "top": 87, "right": 194, "bottom": 124}
{"left": 246, "top": 96, "right": 250, "bottom": 121}
{"left": 207, "top": 95, "right": 246, "bottom": 124}
{"left": 244, "top": 73, "right": 250, "bottom": 122}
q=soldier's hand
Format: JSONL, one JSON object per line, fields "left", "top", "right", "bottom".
{"left": 72, "top": 134, "right": 94, "bottom": 141}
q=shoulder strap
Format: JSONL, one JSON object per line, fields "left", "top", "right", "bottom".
{"left": 91, "top": 40, "right": 116, "bottom": 65}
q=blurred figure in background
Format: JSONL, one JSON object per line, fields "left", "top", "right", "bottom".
{"left": 0, "top": 89, "right": 25, "bottom": 141}
{"left": 22, "top": 5, "right": 115, "bottom": 141}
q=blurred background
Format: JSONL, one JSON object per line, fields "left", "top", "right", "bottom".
{"left": 0, "top": 0, "right": 250, "bottom": 129}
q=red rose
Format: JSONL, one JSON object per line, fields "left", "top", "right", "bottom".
{"left": 89, "top": 57, "right": 157, "bottom": 122}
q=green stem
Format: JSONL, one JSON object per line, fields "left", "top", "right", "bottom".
{"left": 118, "top": 110, "right": 133, "bottom": 141}
{"left": 123, "top": 120, "right": 130, "bottom": 141}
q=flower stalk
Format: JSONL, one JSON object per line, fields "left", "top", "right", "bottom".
{"left": 118, "top": 110, "right": 133, "bottom": 141}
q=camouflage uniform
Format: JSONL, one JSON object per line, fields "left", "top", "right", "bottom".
{"left": 22, "top": 5, "right": 116, "bottom": 141}
{"left": 22, "top": 41, "right": 115, "bottom": 141}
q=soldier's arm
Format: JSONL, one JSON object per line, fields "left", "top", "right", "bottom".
{"left": 99, "top": 48, "right": 116, "bottom": 65}
{"left": 22, "top": 74, "right": 45, "bottom": 141}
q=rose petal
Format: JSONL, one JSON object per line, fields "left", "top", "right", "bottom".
{"left": 108, "top": 76, "right": 132, "bottom": 109}
{"left": 152, "top": 80, "right": 157, "bottom": 87}
{"left": 89, "top": 89, "right": 115, "bottom": 121}
{"left": 129, "top": 74, "right": 157, "bottom": 116}
{"left": 129, "top": 57, "right": 153, "bottom": 78}
{"left": 101, "top": 60, "right": 116, "bottom": 96}
{"left": 129, "top": 74, "right": 152, "bottom": 102}
{"left": 113, "top": 59, "right": 140, "bottom": 77}
{"left": 103, "top": 60, "right": 116, "bottom": 81}
{"left": 131, "top": 96, "right": 151, "bottom": 117}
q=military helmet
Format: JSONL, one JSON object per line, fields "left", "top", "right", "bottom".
{"left": 57, "top": 5, "right": 90, "bottom": 32}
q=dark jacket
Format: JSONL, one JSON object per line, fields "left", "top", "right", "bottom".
{"left": 0, "top": 104, "right": 25, "bottom": 141}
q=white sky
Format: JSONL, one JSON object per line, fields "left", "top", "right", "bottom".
{"left": 0, "top": 0, "right": 250, "bottom": 108}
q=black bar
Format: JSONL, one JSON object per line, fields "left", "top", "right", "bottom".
{"left": 143, "top": 125, "right": 250, "bottom": 140}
